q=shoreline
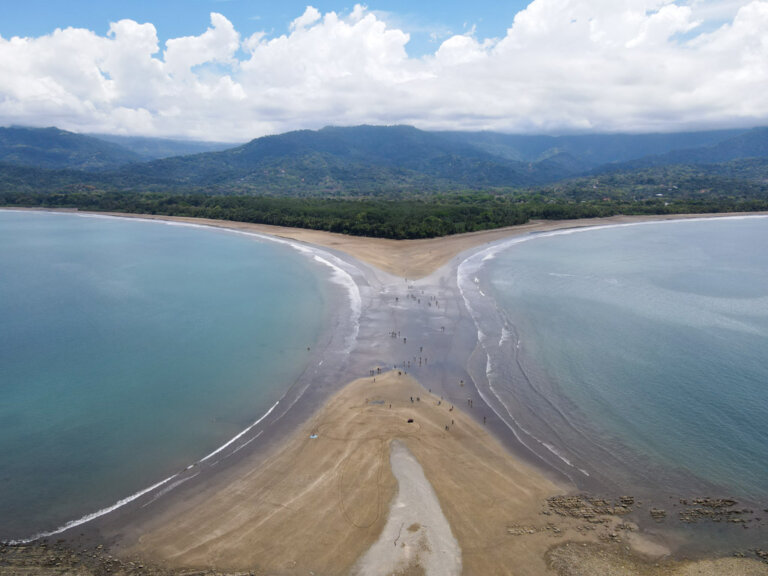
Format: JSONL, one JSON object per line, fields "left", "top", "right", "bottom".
{"left": 8, "top": 206, "right": 768, "bottom": 279}
{"left": 0, "top": 209, "right": 367, "bottom": 546}
{"left": 458, "top": 215, "right": 768, "bottom": 490}
{"left": 3, "top": 209, "right": 768, "bottom": 574}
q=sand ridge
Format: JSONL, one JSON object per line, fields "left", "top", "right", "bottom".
{"left": 123, "top": 371, "right": 564, "bottom": 575}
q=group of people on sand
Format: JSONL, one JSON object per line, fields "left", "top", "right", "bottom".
{"left": 377, "top": 280, "right": 490, "bottom": 435}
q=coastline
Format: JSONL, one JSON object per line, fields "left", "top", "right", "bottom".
{"left": 457, "top": 215, "right": 768, "bottom": 492}
{"left": 13, "top": 207, "right": 768, "bottom": 279}
{"left": 3, "top": 209, "right": 768, "bottom": 574}
{"left": 0, "top": 210, "right": 365, "bottom": 545}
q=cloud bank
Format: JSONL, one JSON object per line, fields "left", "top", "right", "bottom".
{"left": 1, "top": 0, "right": 766, "bottom": 140}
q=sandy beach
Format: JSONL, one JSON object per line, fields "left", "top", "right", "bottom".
{"left": 117, "top": 371, "right": 563, "bottom": 574}
{"left": 116, "top": 369, "right": 761, "bottom": 576}
{"left": 3, "top": 210, "right": 768, "bottom": 575}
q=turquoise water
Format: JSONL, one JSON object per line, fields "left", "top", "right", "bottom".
{"left": 0, "top": 211, "right": 328, "bottom": 540}
{"left": 481, "top": 217, "right": 768, "bottom": 503}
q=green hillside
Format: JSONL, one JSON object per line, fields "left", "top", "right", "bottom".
{"left": 0, "top": 127, "right": 141, "bottom": 171}
{"left": 2, "top": 124, "right": 768, "bottom": 238}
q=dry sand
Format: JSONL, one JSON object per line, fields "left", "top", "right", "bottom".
{"left": 120, "top": 371, "right": 767, "bottom": 576}
{"left": 122, "top": 371, "right": 563, "bottom": 575}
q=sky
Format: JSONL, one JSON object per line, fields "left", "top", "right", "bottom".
{"left": 1, "top": 0, "right": 766, "bottom": 141}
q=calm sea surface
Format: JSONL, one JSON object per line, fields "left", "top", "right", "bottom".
{"left": 480, "top": 217, "right": 768, "bottom": 504}
{"left": 0, "top": 211, "right": 329, "bottom": 540}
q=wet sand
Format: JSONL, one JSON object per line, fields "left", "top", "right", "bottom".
{"left": 5, "top": 210, "right": 768, "bottom": 575}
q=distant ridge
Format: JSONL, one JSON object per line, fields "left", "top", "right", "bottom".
{"left": 439, "top": 129, "right": 748, "bottom": 167}
{"left": 0, "top": 126, "right": 141, "bottom": 171}
{"left": 1, "top": 124, "right": 767, "bottom": 197}
{"left": 120, "top": 124, "right": 573, "bottom": 193}
{"left": 602, "top": 127, "right": 768, "bottom": 171}
{"left": 90, "top": 134, "right": 237, "bottom": 161}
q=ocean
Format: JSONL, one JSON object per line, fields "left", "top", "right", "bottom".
{"left": 0, "top": 211, "right": 335, "bottom": 541}
{"left": 460, "top": 217, "right": 768, "bottom": 508}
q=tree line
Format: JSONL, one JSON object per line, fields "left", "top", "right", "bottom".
{"left": 3, "top": 190, "right": 767, "bottom": 239}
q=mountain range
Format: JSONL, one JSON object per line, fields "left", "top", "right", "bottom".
{"left": 1, "top": 124, "right": 767, "bottom": 197}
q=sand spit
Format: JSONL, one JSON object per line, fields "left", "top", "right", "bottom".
{"left": 353, "top": 440, "right": 461, "bottom": 576}
{"left": 4, "top": 372, "right": 766, "bottom": 575}
{"left": 4, "top": 210, "right": 768, "bottom": 575}
{"left": 110, "top": 371, "right": 768, "bottom": 576}
{"left": 118, "top": 371, "right": 560, "bottom": 574}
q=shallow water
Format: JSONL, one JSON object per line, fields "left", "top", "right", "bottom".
{"left": 467, "top": 217, "right": 768, "bottom": 506}
{"left": 0, "top": 211, "right": 331, "bottom": 540}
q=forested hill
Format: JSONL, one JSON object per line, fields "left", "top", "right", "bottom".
{"left": 436, "top": 129, "right": 747, "bottom": 167}
{"left": 90, "top": 134, "right": 236, "bottom": 161}
{"left": 1, "top": 124, "right": 765, "bottom": 196}
{"left": 0, "top": 126, "right": 142, "bottom": 171}
{"left": 107, "top": 125, "right": 581, "bottom": 193}
{"left": 596, "top": 127, "right": 768, "bottom": 172}
{"left": 2, "top": 124, "right": 768, "bottom": 238}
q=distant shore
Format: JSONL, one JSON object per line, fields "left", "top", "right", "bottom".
{"left": 4, "top": 208, "right": 768, "bottom": 575}
{"left": 61, "top": 209, "right": 768, "bottom": 279}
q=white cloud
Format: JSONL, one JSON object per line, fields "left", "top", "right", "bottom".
{"left": 163, "top": 12, "right": 240, "bottom": 79}
{"left": 685, "top": 0, "right": 755, "bottom": 23}
{"left": 1, "top": 1, "right": 767, "bottom": 140}
{"left": 290, "top": 6, "right": 322, "bottom": 31}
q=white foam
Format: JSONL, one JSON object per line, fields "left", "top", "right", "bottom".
{"left": 141, "top": 473, "right": 201, "bottom": 508}
{"left": 230, "top": 430, "right": 263, "bottom": 456}
{"left": 6, "top": 474, "right": 179, "bottom": 545}
{"left": 542, "top": 442, "right": 575, "bottom": 468}
{"left": 457, "top": 236, "right": 588, "bottom": 479}
{"left": 8, "top": 398, "right": 282, "bottom": 542}
{"left": 200, "top": 401, "right": 278, "bottom": 462}
{"left": 217, "top": 227, "right": 362, "bottom": 354}
{"left": 456, "top": 216, "right": 768, "bottom": 481}
{"left": 499, "top": 327, "right": 513, "bottom": 348}
{"left": 459, "top": 215, "right": 768, "bottom": 290}
{"left": 310, "top": 253, "right": 361, "bottom": 351}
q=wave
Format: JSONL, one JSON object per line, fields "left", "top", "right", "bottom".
{"left": 457, "top": 231, "right": 605, "bottom": 481}
{"left": 459, "top": 257, "right": 570, "bottom": 475}
{"left": 200, "top": 401, "right": 279, "bottom": 463}
{"left": 4, "top": 399, "right": 285, "bottom": 544}
{"left": 5, "top": 474, "right": 179, "bottom": 545}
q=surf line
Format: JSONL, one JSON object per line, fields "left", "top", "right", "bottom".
{"left": 5, "top": 474, "right": 178, "bottom": 545}
{"left": 5, "top": 400, "right": 280, "bottom": 545}
{"left": 200, "top": 401, "right": 278, "bottom": 462}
